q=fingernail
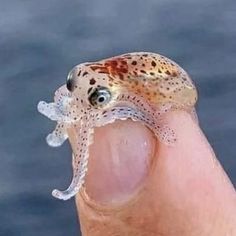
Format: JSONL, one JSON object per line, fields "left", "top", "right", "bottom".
{"left": 84, "top": 119, "right": 156, "bottom": 204}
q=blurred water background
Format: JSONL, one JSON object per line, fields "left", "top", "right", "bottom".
{"left": 0, "top": 0, "right": 235, "bottom": 235}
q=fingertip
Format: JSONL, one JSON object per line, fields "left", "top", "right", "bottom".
{"left": 75, "top": 111, "right": 236, "bottom": 236}
{"left": 84, "top": 119, "right": 156, "bottom": 204}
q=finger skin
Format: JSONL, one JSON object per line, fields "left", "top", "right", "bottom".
{"left": 71, "top": 111, "right": 236, "bottom": 236}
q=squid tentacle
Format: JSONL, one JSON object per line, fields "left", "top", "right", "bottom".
{"left": 50, "top": 92, "right": 177, "bottom": 200}
{"left": 37, "top": 101, "right": 66, "bottom": 122}
{"left": 52, "top": 117, "right": 93, "bottom": 200}
{"left": 115, "top": 93, "right": 177, "bottom": 145}
{"left": 52, "top": 108, "right": 147, "bottom": 200}
{"left": 46, "top": 123, "right": 68, "bottom": 147}
{"left": 94, "top": 106, "right": 176, "bottom": 145}
{"left": 54, "top": 85, "right": 71, "bottom": 104}
{"left": 37, "top": 85, "right": 74, "bottom": 123}
{"left": 37, "top": 100, "right": 74, "bottom": 123}
{"left": 51, "top": 100, "right": 176, "bottom": 200}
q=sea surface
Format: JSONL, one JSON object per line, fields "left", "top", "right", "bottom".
{"left": 0, "top": 0, "right": 235, "bottom": 235}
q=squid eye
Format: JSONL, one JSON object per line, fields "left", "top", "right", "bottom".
{"left": 89, "top": 87, "right": 111, "bottom": 107}
{"left": 66, "top": 71, "right": 75, "bottom": 92}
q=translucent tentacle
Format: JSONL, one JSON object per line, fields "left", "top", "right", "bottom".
{"left": 50, "top": 91, "right": 177, "bottom": 200}
{"left": 38, "top": 85, "right": 73, "bottom": 123}
{"left": 94, "top": 105, "right": 176, "bottom": 145}
{"left": 37, "top": 101, "right": 66, "bottom": 122}
{"left": 46, "top": 123, "right": 68, "bottom": 147}
{"left": 52, "top": 118, "right": 93, "bottom": 200}
{"left": 114, "top": 93, "right": 177, "bottom": 145}
{"left": 54, "top": 85, "right": 69, "bottom": 101}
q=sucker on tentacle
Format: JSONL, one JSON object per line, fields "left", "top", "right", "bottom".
{"left": 37, "top": 52, "right": 197, "bottom": 200}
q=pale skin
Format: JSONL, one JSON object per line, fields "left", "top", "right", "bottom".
{"left": 74, "top": 112, "right": 236, "bottom": 236}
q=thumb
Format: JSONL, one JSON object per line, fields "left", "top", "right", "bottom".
{"left": 73, "top": 112, "right": 236, "bottom": 236}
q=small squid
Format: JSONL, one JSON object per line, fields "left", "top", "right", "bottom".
{"left": 38, "top": 52, "right": 197, "bottom": 200}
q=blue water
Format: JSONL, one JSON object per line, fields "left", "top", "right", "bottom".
{"left": 0, "top": 0, "right": 235, "bottom": 235}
